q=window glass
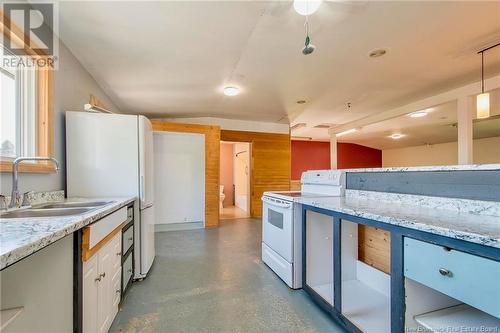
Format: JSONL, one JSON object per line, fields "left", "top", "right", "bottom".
{"left": 0, "top": 65, "right": 17, "bottom": 158}
{"left": 268, "top": 209, "right": 284, "bottom": 229}
{"left": 0, "top": 61, "right": 38, "bottom": 159}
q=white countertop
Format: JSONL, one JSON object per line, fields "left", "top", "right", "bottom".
{"left": 296, "top": 195, "right": 500, "bottom": 248}
{"left": 0, "top": 197, "right": 135, "bottom": 270}
{"left": 342, "top": 164, "right": 500, "bottom": 173}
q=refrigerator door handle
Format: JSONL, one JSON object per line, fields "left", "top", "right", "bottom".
{"left": 140, "top": 175, "right": 145, "bottom": 200}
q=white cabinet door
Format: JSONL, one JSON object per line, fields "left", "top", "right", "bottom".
{"left": 83, "top": 254, "right": 99, "bottom": 333}
{"left": 97, "top": 241, "right": 113, "bottom": 333}
{"left": 111, "top": 233, "right": 122, "bottom": 318}
{"left": 83, "top": 231, "right": 123, "bottom": 333}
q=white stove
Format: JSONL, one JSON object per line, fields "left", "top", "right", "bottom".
{"left": 261, "top": 170, "right": 345, "bottom": 289}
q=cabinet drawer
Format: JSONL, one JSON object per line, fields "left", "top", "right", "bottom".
{"left": 404, "top": 237, "right": 500, "bottom": 318}
{"left": 125, "top": 206, "right": 133, "bottom": 224}
{"left": 122, "top": 252, "right": 133, "bottom": 292}
{"left": 122, "top": 225, "right": 134, "bottom": 254}
{"left": 88, "top": 207, "right": 127, "bottom": 248}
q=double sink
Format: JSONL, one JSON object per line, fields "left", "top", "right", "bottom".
{"left": 1, "top": 201, "right": 112, "bottom": 219}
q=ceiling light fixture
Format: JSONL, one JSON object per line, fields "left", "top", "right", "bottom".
{"left": 409, "top": 110, "right": 428, "bottom": 118}
{"left": 389, "top": 133, "right": 405, "bottom": 140}
{"left": 336, "top": 128, "right": 357, "bottom": 137}
{"left": 223, "top": 86, "right": 240, "bottom": 96}
{"left": 476, "top": 43, "right": 499, "bottom": 119}
{"left": 293, "top": 0, "right": 322, "bottom": 16}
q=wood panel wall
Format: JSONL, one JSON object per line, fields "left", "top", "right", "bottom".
{"left": 290, "top": 180, "right": 301, "bottom": 191}
{"left": 151, "top": 121, "right": 221, "bottom": 228}
{"left": 358, "top": 225, "right": 391, "bottom": 274}
{"left": 221, "top": 130, "right": 291, "bottom": 217}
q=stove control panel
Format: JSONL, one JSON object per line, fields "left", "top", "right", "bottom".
{"left": 301, "top": 170, "right": 345, "bottom": 186}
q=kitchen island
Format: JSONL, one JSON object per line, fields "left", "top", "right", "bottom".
{"left": 298, "top": 165, "right": 500, "bottom": 333}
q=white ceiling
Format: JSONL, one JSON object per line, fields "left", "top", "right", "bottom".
{"left": 303, "top": 88, "right": 500, "bottom": 150}
{"left": 58, "top": 1, "right": 500, "bottom": 126}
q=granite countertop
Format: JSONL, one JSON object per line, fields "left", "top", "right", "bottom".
{"left": 0, "top": 197, "right": 135, "bottom": 270}
{"left": 296, "top": 195, "right": 500, "bottom": 248}
{"left": 342, "top": 164, "right": 500, "bottom": 173}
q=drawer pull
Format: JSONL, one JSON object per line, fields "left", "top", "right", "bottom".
{"left": 95, "top": 276, "right": 101, "bottom": 282}
{"left": 128, "top": 237, "right": 133, "bottom": 241}
{"left": 438, "top": 268, "right": 452, "bottom": 277}
{"left": 100, "top": 272, "right": 106, "bottom": 279}
{"left": 128, "top": 269, "right": 132, "bottom": 273}
{"left": 116, "top": 252, "right": 122, "bottom": 256}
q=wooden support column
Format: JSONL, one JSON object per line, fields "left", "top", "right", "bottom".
{"left": 457, "top": 96, "right": 473, "bottom": 165}
{"left": 329, "top": 128, "right": 338, "bottom": 169}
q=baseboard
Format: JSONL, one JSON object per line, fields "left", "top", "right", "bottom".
{"left": 155, "top": 222, "right": 204, "bottom": 232}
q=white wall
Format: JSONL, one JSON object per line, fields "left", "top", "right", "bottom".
{"left": 233, "top": 142, "right": 250, "bottom": 212}
{"left": 0, "top": 42, "right": 119, "bottom": 195}
{"left": 153, "top": 131, "right": 205, "bottom": 226}
{"left": 382, "top": 136, "right": 500, "bottom": 167}
{"left": 155, "top": 116, "right": 290, "bottom": 134}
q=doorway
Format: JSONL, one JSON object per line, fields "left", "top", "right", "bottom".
{"left": 220, "top": 141, "right": 251, "bottom": 220}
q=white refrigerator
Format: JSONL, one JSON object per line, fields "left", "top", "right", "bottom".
{"left": 66, "top": 111, "right": 155, "bottom": 279}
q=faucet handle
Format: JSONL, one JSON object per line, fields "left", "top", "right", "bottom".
{"left": 10, "top": 192, "right": 21, "bottom": 208}
{"left": 0, "top": 195, "right": 7, "bottom": 210}
{"left": 21, "top": 191, "right": 34, "bottom": 207}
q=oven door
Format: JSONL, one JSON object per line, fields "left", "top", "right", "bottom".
{"left": 262, "top": 196, "right": 293, "bottom": 263}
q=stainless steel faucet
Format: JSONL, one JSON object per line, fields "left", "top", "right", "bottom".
{"left": 9, "top": 157, "right": 60, "bottom": 209}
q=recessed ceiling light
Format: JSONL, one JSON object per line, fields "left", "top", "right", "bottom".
{"left": 223, "top": 86, "right": 240, "bottom": 96}
{"left": 409, "top": 108, "right": 433, "bottom": 118}
{"left": 296, "top": 100, "right": 307, "bottom": 104}
{"left": 368, "top": 49, "right": 387, "bottom": 58}
{"left": 389, "top": 133, "right": 405, "bottom": 140}
{"left": 293, "top": 0, "right": 323, "bottom": 16}
{"left": 409, "top": 111, "right": 428, "bottom": 118}
{"left": 336, "top": 128, "right": 358, "bottom": 137}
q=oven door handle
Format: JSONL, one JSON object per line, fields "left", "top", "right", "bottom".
{"left": 262, "top": 196, "right": 292, "bottom": 208}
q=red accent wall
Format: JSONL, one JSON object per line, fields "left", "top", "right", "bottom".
{"left": 291, "top": 141, "right": 382, "bottom": 180}
{"left": 291, "top": 141, "right": 330, "bottom": 180}
{"left": 337, "top": 143, "right": 382, "bottom": 170}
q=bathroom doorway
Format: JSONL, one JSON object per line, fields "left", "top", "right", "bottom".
{"left": 220, "top": 141, "right": 251, "bottom": 220}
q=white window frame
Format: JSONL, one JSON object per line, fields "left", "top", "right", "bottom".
{"left": 0, "top": 61, "right": 38, "bottom": 160}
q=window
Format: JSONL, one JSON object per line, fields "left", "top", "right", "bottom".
{"left": 0, "top": 60, "right": 38, "bottom": 159}
{"left": 0, "top": 21, "right": 54, "bottom": 173}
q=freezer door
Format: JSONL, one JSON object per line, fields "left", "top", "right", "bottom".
{"left": 66, "top": 111, "right": 139, "bottom": 198}
{"left": 138, "top": 116, "right": 154, "bottom": 209}
{"left": 140, "top": 205, "right": 155, "bottom": 275}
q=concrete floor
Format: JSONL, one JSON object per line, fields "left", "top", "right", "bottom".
{"left": 110, "top": 219, "right": 345, "bottom": 333}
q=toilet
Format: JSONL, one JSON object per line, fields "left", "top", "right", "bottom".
{"left": 219, "top": 185, "right": 225, "bottom": 210}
